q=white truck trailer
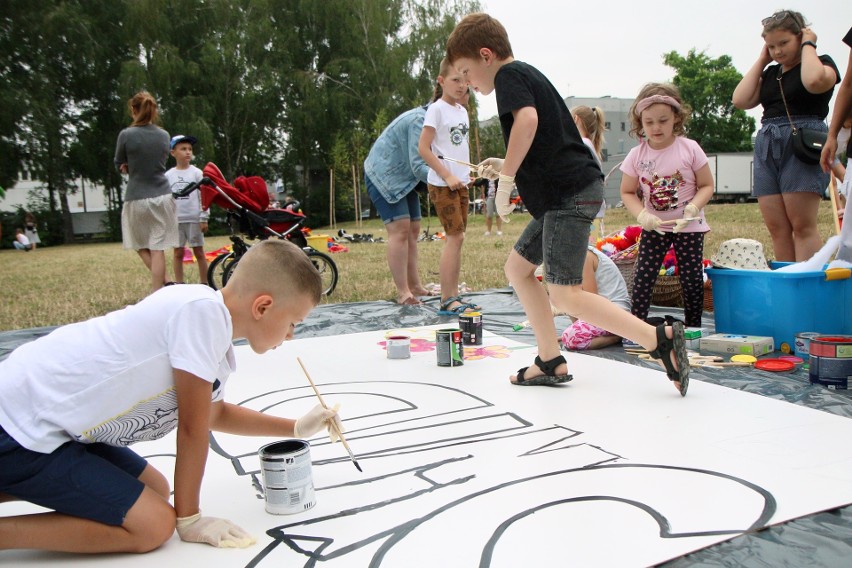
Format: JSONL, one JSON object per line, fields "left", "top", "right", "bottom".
{"left": 707, "top": 152, "right": 754, "bottom": 203}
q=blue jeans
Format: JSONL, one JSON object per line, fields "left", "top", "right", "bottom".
{"left": 514, "top": 179, "right": 603, "bottom": 286}
{"left": 365, "top": 174, "right": 422, "bottom": 224}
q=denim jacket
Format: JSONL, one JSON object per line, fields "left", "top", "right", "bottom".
{"left": 363, "top": 106, "right": 431, "bottom": 204}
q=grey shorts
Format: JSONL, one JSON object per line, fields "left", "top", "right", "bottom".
{"left": 753, "top": 116, "right": 829, "bottom": 197}
{"left": 514, "top": 179, "right": 603, "bottom": 286}
{"left": 177, "top": 222, "right": 205, "bottom": 248}
{"left": 485, "top": 196, "right": 497, "bottom": 217}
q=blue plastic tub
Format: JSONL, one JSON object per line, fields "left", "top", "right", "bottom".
{"left": 705, "top": 263, "right": 852, "bottom": 353}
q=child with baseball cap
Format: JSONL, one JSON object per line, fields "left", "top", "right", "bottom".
{"left": 168, "top": 134, "right": 209, "bottom": 285}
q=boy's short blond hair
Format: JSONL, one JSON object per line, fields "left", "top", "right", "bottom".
{"left": 226, "top": 240, "right": 322, "bottom": 305}
{"left": 446, "top": 13, "right": 513, "bottom": 64}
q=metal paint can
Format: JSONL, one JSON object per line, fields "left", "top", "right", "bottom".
{"left": 808, "top": 335, "right": 852, "bottom": 390}
{"left": 258, "top": 439, "right": 316, "bottom": 514}
{"left": 794, "top": 332, "right": 820, "bottom": 358}
{"left": 386, "top": 335, "right": 411, "bottom": 359}
{"left": 459, "top": 312, "right": 483, "bottom": 345}
{"left": 436, "top": 328, "right": 464, "bottom": 366}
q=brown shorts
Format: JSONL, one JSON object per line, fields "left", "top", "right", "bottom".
{"left": 428, "top": 184, "right": 469, "bottom": 235}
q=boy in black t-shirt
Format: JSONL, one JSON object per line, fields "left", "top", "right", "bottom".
{"left": 446, "top": 13, "right": 690, "bottom": 395}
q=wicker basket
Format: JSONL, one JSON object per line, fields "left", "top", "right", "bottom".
{"left": 703, "top": 279, "right": 714, "bottom": 312}
{"left": 610, "top": 242, "right": 640, "bottom": 296}
{"left": 651, "top": 274, "right": 683, "bottom": 307}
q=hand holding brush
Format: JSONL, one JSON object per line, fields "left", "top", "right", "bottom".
{"left": 297, "top": 357, "right": 363, "bottom": 472}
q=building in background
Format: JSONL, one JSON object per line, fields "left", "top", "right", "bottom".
{"left": 563, "top": 95, "right": 640, "bottom": 209}
{"left": 1, "top": 170, "right": 112, "bottom": 237}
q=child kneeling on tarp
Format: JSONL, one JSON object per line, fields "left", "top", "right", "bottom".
{"left": 0, "top": 239, "right": 342, "bottom": 554}
{"left": 561, "top": 246, "right": 631, "bottom": 350}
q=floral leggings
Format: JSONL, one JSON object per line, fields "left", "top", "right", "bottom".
{"left": 631, "top": 230, "right": 705, "bottom": 327}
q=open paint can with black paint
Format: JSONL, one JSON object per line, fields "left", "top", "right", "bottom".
{"left": 258, "top": 439, "right": 316, "bottom": 514}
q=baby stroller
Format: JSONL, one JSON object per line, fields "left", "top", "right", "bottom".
{"left": 197, "top": 162, "right": 339, "bottom": 296}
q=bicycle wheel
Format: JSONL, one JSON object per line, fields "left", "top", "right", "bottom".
{"left": 207, "top": 252, "right": 235, "bottom": 291}
{"left": 221, "top": 255, "right": 240, "bottom": 288}
{"left": 305, "top": 249, "right": 338, "bottom": 296}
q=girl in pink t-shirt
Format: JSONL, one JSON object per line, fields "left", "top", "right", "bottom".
{"left": 619, "top": 83, "right": 714, "bottom": 327}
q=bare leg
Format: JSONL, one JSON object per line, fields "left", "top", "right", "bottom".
{"left": 173, "top": 248, "right": 186, "bottom": 283}
{"left": 783, "top": 191, "right": 822, "bottom": 261}
{"left": 150, "top": 250, "right": 167, "bottom": 292}
{"left": 505, "top": 250, "right": 566, "bottom": 381}
{"left": 136, "top": 248, "right": 153, "bottom": 270}
{"left": 193, "top": 246, "right": 209, "bottom": 285}
{"left": 485, "top": 215, "right": 493, "bottom": 233}
{"left": 407, "top": 219, "right": 428, "bottom": 296}
{"left": 386, "top": 218, "right": 418, "bottom": 303}
{"left": 587, "top": 334, "right": 623, "bottom": 350}
{"left": 439, "top": 231, "right": 465, "bottom": 307}
{"left": 0, "top": 465, "right": 174, "bottom": 553}
{"left": 549, "top": 283, "right": 683, "bottom": 392}
{"left": 758, "top": 195, "right": 795, "bottom": 261}
{"left": 495, "top": 215, "right": 503, "bottom": 234}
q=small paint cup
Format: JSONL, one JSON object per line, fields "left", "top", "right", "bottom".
{"left": 386, "top": 335, "right": 411, "bottom": 359}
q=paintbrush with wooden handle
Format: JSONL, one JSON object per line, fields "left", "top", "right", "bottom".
{"left": 437, "top": 155, "right": 478, "bottom": 171}
{"left": 296, "top": 357, "right": 363, "bottom": 473}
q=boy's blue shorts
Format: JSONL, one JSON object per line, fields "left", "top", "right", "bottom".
{"left": 0, "top": 424, "right": 148, "bottom": 526}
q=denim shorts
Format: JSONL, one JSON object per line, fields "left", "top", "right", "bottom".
{"left": 365, "top": 175, "right": 422, "bottom": 224}
{"left": 753, "top": 116, "right": 829, "bottom": 197}
{"left": 514, "top": 179, "right": 603, "bottom": 286}
{"left": 0, "top": 424, "right": 147, "bottom": 526}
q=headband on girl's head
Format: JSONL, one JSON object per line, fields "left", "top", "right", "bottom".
{"left": 635, "top": 95, "right": 681, "bottom": 116}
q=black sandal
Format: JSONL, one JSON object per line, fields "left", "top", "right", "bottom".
{"left": 513, "top": 355, "right": 573, "bottom": 386}
{"left": 647, "top": 322, "right": 690, "bottom": 396}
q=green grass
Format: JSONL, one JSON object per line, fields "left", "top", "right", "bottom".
{"left": 0, "top": 201, "right": 841, "bottom": 331}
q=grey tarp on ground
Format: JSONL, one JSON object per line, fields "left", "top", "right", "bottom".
{"left": 2, "top": 288, "right": 851, "bottom": 567}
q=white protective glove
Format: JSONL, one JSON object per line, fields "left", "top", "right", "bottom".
{"left": 175, "top": 512, "right": 256, "bottom": 548}
{"left": 673, "top": 203, "right": 700, "bottom": 233}
{"left": 637, "top": 209, "right": 664, "bottom": 234}
{"left": 495, "top": 174, "right": 516, "bottom": 222}
{"left": 476, "top": 157, "right": 504, "bottom": 181}
{"left": 293, "top": 403, "right": 344, "bottom": 441}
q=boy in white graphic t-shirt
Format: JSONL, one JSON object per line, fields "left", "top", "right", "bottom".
{"left": 0, "top": 240, "right": 342, "bottom": 554}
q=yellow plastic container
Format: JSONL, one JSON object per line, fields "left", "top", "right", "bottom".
{"left": 306, "top": 234, "right": 330, "bottom": 251}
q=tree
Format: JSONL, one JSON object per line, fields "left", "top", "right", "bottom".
{"left": 1, "top": 0, "right": 485, "bottom": 236}
{"left": 277, "top": 0, "right": 480, "bottom": 226}
{"left": 663, "top": 49, "right": 755, "bottom": 153}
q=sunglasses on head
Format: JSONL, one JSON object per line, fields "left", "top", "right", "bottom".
{"left": 761, "top": 11, "right": 802, "bottom": 30}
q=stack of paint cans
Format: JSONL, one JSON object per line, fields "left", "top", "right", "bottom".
{"left": 436, "top": 328, "right": 464, "bottom": 366}
{"left": 809, "top": 335, "right": 852, "bottom": 390}
{"left": 459, "top": 312, "right": 483, "bottom": 345}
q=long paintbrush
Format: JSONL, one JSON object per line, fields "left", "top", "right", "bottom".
{"left": 437, "top": 154, "right": 478, "bottom": 171}
{"left": 296, "top": 357, "right": 363, "bottom": 473}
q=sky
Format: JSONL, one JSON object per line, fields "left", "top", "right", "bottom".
{"left": 472, "top": 0, "right": 849, "bottom": 124}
